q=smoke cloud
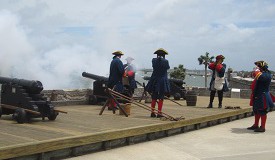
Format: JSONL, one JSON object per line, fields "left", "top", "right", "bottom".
{"left": 0, "top": 10, "right": 110, "bottom": 89}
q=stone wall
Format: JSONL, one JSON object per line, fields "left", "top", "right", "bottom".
{"left": 185, "top": 87, "right": 251, "bottom": 99}
{"left": 41, "top": 89, "right": 92, "bottom": 106}
{"left": 41, "top": 87, "right": 251, "bottom": 105}
{"left": 229, "top": 78, "right": 252, "bottom": 90}
{"left": 8, "top": 84, "right": 272, "bottom": 107}
{"left": 229, "top": 77, "right": 275, "bottom": 92}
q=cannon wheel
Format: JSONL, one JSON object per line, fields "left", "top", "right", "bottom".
{"left": 173, "top": 93, "right": 181, "bottom": 100}
{"left": 48, "top": 110, "right": 58, "bottom": 121}
{"left": 89, "top": 95, "right": 98, "bottom": 105}
{"left": 13, "top": 108, "right": 27, "bottom": 124}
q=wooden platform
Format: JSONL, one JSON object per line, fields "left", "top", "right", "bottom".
{"left": 0, "top": 96, "right": 252, "bottom": 160}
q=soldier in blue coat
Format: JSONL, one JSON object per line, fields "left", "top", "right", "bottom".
{"left": 247, "top": 61, "right": 274, "bottom": 132}
{"left": 107, "top": 51, "right": 125, "bottom": 109}
{"left": 146, "top": 48, "right": 170, "bottom": 118}
{"left": 108, "top": 51, "right": 125, "bottom": 93}
{"left": 207, "top": 55, "right": 229, "bottom": 108}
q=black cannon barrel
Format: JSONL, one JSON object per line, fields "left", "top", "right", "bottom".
{"left": 169, "top": 78, "right": 185, "bottom": 86}
{"left": 143, "top": 76, "right": 185, "bottom": 86}
{"left": 0, "top": 76, "right": 43, "bottom": 94}
{"left": 82, "top": 72, "right": 108, "bottom": 82}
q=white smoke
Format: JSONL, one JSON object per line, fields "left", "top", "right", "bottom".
{"left": 0, "top": 10, "right": 110, "bottom": 89}
{"left": 0, "top": 0, "right": 275, "bottom": 89}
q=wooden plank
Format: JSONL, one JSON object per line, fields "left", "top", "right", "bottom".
{"left": 0, "top": 108, "right": 252, "bottom": 159}
{"left": 0, "top": 97, "right": 252, "bottom": 159}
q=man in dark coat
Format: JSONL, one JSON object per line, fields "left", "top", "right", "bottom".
{"left": 247, "top": 61, "right": 274, "bottom": 132}
{"left": 207, "top": 55, "right": 229, "bottom": 108}
{"left": 123, "top": 56, "right": 137, "bottom": 96}
{"left": 108, "top": 51, "right": 125, "bottom": 93}
{"left": 107, "top": 50, "right": 125, "bottom": 109}
{"left": 146, "top": 48, "right": 170, "bottom": 118}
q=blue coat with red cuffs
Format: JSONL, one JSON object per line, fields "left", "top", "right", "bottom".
{"left": 145, "top": 57, "right": 170, "bottom": 95}
{"left": 253, "top": 71, "right": 274, "bottom": 112}
{"left": 108, "top": 56, "right": 125, "bottom": 92}
{"left": 208, "top": 62, "right": 229, "bottom": 92}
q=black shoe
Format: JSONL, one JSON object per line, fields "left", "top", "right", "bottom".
{"left": 254, "top": 127, "right": 265, "bottom": 132}
{"left": 218, "top": 104, "right": 222, "bottom": 108}
{"left": 247, "top": 125, "right": 259, "bottom": 130}
{"left": 157, "top": 114, "right": 164, "bottom": 118}
{"left": 207, "top": 104, "right": 213, "bottom": 108}
{"left": 150, "top": 113, "right": 156, "bottom": 118}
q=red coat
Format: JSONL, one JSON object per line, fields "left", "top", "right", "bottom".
{"left": 250, "top": 71, "right": 261, "bottom": 106}
{"left": 249, "top": 79, "right": 257, "bottom": 106}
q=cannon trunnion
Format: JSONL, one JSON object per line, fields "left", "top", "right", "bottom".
{"left": 143, "top": 76, "right": 186, "bottom": 100}
{"left": 82, "top": 72, "right": 109, "bottom": 104}
{"left": 0, "top": 76, "right": 58, "bottom": 123}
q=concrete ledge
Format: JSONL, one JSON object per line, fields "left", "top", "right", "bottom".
{"left": 1, "top": 108, "right": 252, "bottom": 160}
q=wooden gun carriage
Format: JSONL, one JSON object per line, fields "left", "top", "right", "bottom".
{"left": 0, "top": 76, "right": 59, "bottom": 123}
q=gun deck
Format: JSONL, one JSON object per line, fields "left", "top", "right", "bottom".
{"left": 0, "top": 96, "right": 251, "bottom": 159}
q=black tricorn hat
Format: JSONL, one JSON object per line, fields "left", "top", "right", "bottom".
{"left": 154, "top": 48, "right": 168, "bottom": 55}
{"left": 254, "top": 60, "right": 268, "bottom": 68}
{"left": 112, "top": 51, "right": 124, "bottom": 55}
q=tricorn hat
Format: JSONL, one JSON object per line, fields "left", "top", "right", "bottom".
{"left": 254, "top": 60, "right": 268, "bottom": 69}
{"left": 112, "top": 51, "right": 124, "bottom": 55}
{"left": 216, "top": 55, "right": 225, "bottom": 60}
{"left": 154, "top": 48, "right": 168, "bottom": 55}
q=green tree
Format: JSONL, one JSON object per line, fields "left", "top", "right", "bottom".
{"left": 170, "top": 64, "right": 186, "bottom": 80}
{"left": 198, "top": 52, "right": 214, "bottom": 87}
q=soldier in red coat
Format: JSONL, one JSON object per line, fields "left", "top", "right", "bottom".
{"left": 123, "top": 57, "right": 137, "bottom": 96}
{"left": 207, "top": 55, "right": 229, "bottom": 108}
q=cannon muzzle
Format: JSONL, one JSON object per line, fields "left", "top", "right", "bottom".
{"left": 142, "top": 76, "right": 185, "bottom": 85}
{"left": 0, "top": 76, "right": 43, "bottom": 94}
{"left": 82, "top": 72, "right": 108, "bottom": 82}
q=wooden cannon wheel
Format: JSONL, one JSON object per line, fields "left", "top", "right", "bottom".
{"left": 13, "top": 108, "right": 28, "bottom": 124}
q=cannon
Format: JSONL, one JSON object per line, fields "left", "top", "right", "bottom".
{"left": 0, "top": 76, "right": 59, "bottom": 123}
{"left": 143, "top": 76, "right": 186, "bottom": 100}
{"left": 82, "top": 72, "right": 109, "bottom": 104}
{"left": 82, "top": 72, "right": 133, "bottom": 104}
{"left": 82, "top": 72, "right": 108, "bottom": 82}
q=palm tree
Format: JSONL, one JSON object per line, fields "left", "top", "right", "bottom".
{"left": 198, "top": 52, "right": 214, "bottom": 87}
{"left": 170, "top": 64, "right": 186, "bottom": 80}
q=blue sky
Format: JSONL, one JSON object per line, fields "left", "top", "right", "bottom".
{"left": 0, "top": 0, "right": 274, "bottom": 89}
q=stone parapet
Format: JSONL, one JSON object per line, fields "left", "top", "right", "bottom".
{"left": 40, "top": 84, "right": 274, "bottom": 106}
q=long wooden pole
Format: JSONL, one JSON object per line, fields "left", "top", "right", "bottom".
{"left": 108, "top": 88, "right": 179, "bottom": 121}
{"left": 1, "top": 104, "right": 41, "bottom": 115}
{"left": 53, "top": 109, "right": 68, "bottom": 114}
{"left": 136, "top": 81, "right": 183, "bottom": 106}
